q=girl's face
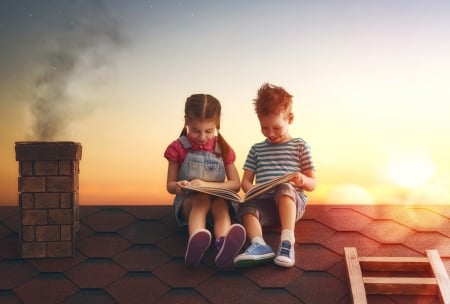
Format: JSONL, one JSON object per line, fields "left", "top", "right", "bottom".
{"left": 186, "top": 119, "right": 217, "bottom": 145}
{"left": 258, "top": 112, "right": 293, "bottom": 144}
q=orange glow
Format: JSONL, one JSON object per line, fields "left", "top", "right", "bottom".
{"left": 1, "top": 2, "right": 450, "bottom": 206}
{"left": 387, "top": 149, "right": 435, "bottom": 188}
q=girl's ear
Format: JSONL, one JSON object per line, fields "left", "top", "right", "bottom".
{"left": 288, "top": 112, "right": 294, "bottom": 124}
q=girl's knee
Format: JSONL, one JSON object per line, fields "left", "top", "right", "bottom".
{"left": 191, "top": 194, "right": 211, "bottom": 211}
{"left": 211, "top": 198, "right": 228, "bottom": 214}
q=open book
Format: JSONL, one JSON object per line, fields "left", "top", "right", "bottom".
{"left": 181, "top": 172, "right": 298, "bottom": 203}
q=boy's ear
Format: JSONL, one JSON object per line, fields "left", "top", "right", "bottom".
{"left": 288, "top": 112, "right": 294, "bottom": 124}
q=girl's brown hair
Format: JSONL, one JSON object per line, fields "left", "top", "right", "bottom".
{"left": 180, "top": 94, "right": 232, "bottom": 163}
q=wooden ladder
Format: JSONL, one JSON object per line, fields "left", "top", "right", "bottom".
{"left": 344, "top": 247, "right": 450, "bottom": 304}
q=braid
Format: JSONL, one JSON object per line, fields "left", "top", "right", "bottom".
{"left": 182, "top": 94, "right": 232, "bottom": 162}
{"left": 179, "top": 126, "right": 187, "bottom": 137}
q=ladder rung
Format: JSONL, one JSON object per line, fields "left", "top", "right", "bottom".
{"left": 363, "top": 277, "right": 438, "bottom": 295}
{"left": 344, "top": 247, "right": 450, "bottom": 304}
{"left": 359, "top": 256, "right": 430, "bottom": 272}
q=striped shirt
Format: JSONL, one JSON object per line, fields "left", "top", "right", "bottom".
{"left": 243, "top": 138, "right": 315, "bottom": 186}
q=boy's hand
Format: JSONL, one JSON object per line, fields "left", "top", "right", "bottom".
{"left": 292, "top": 173, "right": 305, "bottom": 188}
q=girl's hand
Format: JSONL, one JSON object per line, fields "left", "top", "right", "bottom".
{"left": 176, "top": 180, "right": 190, "bottom": 195}
{"left": 189, "top": 178, "right": 205, "bottom": 187}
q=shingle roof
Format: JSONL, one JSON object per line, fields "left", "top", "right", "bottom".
{"left": 0, "top": 204, "right": 449, "bottom": 303}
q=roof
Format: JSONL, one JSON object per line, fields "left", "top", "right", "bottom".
{"left": 0, "top": 204, "right": 449, "bottom": 303}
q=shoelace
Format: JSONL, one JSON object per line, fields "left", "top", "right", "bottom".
{"left": 279, "top": 241, "right": 291, "bottom": 257}
{"left": 245, "top": 242, "right": 260, "bottom": 253}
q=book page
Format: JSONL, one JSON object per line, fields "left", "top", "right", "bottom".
{"left": 243, "top": 172, "right": 297, "bottom": 201}
{"left": 181, "top": 185, "right": 243, "bottom": 203}
{"left": 180, "top": 172, "right": 298, "bottom": 204}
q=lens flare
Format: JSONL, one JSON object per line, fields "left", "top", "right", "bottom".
{"left": 387, "top": 150, "right": 435, "bottom": 188}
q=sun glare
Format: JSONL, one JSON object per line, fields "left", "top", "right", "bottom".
{"left": 387, "top": 150, "right": 436, "bottom": 188}
{"left": 325, "top": 183, "right": 374, "bottom": 204}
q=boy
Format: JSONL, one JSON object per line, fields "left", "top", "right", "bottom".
{"left": 234, "top": 83, "right": 317, "bottom": 268}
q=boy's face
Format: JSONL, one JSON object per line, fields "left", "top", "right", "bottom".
{"left": 258, "top": 112, "right": 293, "bottom": 144}
{"left": 186, "top": 119, "right": 217, "bottom": 145}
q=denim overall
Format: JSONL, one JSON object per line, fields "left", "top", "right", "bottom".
{"left": 173, "top": 136, "right": 228, "bottom": 226}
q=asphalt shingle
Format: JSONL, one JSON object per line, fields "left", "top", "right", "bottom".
{"left": 0, "top": 204, "right": 448, "bottom": 304}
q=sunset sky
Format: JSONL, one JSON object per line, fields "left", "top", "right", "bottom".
{"left": 1, "top": 0, "right": 450, "bottom": 206}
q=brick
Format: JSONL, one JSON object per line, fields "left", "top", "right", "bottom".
{"left": 34, "top": 193, "right": 60, "bottom": 209}
{"left": 74, "top": 191, "right": 79, "bottom": 205}
{"left": 19, "top": 161, "right": 34, "bottom": 176}
{"left": 74, "top": 202, "right": 80, "bottom": 232}
{"left": 61, "top": 225, "right": 73, "bottom": 241}
{"left": 74, "top": 161, "right": 80, "bottom": 174}
{"left": 60, "top": 193, "right": 74, "bottom": 208}
{"left": 22, "top": 242, "right": 46, "bottom": 258}
{"left": 36, "top": 225, "right": 60, "bottom": 241}
{"left": 46, "top": 176, "right": 77, "bottom": 192}
{"left": 22, "top": 226, "right": 35, "bottom": 241}
{"left": 22, "top": 209, "right": 48, "bottom": 225}
{"left": 49, "top": 209, "right": 73, "bottom": 225}
{"left": 20, "top": 193, "right": 34, "bottom": 209}
{"left": 47, "top": 242, "right": 73, "bottom": 257}
{"left": 34, "top": 161, "right": 58, "bottom": 176}
{"left": 18, "top": 176, "right": 46, "bottom": 192}
{"left": 15, "top": 142, "right": 82, "bottom": 161}
{"left": 58, "top": 160, "right": 75, "bottom": 175}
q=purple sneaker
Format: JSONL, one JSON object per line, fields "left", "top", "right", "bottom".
{"left": 215, "top": 224, "right": 246, "bottom": 268}
{"left": 185, "top": 229, "right": 211, "bottom": 266}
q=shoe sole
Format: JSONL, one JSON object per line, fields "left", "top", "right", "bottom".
{"left": 234, "top": 254, "right": 275, "bottom": 268}
{"left": 185, "top": 230, "right": 211, "bottom": 266}
{"left": 274, "top": 256, "right": 295, "bottom": 267}
{"left": 215, "top": 224, "right": 246, "bottom": 268}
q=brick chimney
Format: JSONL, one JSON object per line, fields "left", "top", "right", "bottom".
{"left": 15, "top": 141, "right": 82, "bottom": 258}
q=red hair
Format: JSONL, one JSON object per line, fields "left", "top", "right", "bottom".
{"left": 253, "top": 83, "right": 293, "bottom": 117}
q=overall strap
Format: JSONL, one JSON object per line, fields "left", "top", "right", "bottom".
{"left": 178, "top": 136, "right": 192, "bottom": 149}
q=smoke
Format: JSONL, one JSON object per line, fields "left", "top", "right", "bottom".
{"left": 29, "top": 0, "right": 124, "bottom": 140}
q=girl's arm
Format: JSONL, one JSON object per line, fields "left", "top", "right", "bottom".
{"left": 190, "top": 162, "right": 241, "bottom": 191}
{"left": 166, "top": 161, "right": 188, "bottom": 195}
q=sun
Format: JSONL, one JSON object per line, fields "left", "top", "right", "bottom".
{"left": 387, "top": 150, "right": 436, "bottom": 188}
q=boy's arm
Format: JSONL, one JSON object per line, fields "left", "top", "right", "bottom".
{"left": 292, "top": 170, "right": 317, "bottom": 192}
{"left": 241, "top": 169, "right": 256, "bottom": 193}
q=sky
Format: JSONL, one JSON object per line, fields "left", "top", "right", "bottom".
{"left": 1, "top": 0, "right": 450, "bottom": 206}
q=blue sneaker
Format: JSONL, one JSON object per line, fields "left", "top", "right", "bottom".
{"left": 234, "top": 242, "right": 275, "bottom": 268}
{"left": 274, "top": 240, "right": 295, "bottom": 267}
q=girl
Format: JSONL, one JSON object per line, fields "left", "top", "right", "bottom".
{"left": 164, "top": 94, "right": 246, "bottom": 268}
